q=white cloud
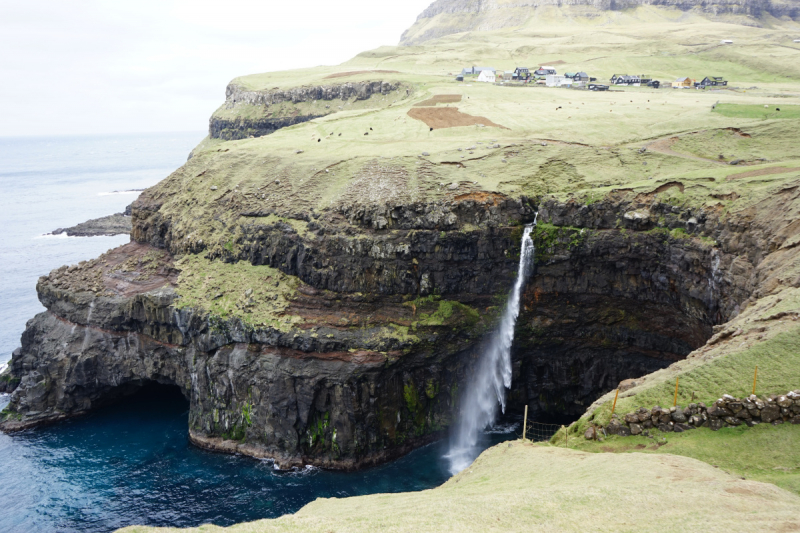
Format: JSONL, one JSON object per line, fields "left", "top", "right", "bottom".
{"left": 0, "top": 0, "right": 431, "bottom": 136}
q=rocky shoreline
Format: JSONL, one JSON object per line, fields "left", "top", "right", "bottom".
{"left": 51, "top": 204, "right": 132, "bottom": 237}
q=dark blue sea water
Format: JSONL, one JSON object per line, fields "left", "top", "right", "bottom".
{"left": 0, "top": 133, "right": 518, "bottom": 532}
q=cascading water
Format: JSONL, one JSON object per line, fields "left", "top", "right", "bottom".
{"left": 445, "top": 222, "right": 536, "bottom": 474}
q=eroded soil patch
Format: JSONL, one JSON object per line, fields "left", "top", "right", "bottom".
{"left": 407, "top": 107, "right": 507, "bottom": 130}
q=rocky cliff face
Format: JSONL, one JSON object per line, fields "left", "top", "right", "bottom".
{"left": 4, "top": 175, "right": 784, "bottom": 468}
{"left": 210, "top": 81, "right": 406, "bottom": 141}
{"left": 400, "top": 0, "right": 800, "bottom": 45}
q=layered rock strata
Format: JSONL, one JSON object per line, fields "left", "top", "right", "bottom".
{"left": 210, "top": 81, "right": 405, "bottom": 141}
{"left": 1, "top": 187, "right": 759, "bottom": 468}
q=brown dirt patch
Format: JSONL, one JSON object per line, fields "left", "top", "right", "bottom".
{"left": 726, "top": 166, "right": 800, "bottom": 181}
{"left": 414, "top": 94, "right": 463, "bottom": 107}
{"left": 323, "top": 70, "right": 399, "bottom": 79}
{"left": 710, "top": 191, "right": 740, "bottom": 201}
{"left": 635, "top": 181, "right": 684, "bottom": 203}
{"left": 407, "top": 107, "right": 507, "bottom": 130}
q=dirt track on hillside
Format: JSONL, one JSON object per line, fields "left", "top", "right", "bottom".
{"left": 324, "top": 70, "right": 399, "bottom": 79}
{"left": 414, "top": 94, "right": 462, "bottom": 106}
{"left": 407, "top": 107, "right": 507, "bottom": 130}
{"left": 727, "top": 166, "right": 800, "bottom": 180}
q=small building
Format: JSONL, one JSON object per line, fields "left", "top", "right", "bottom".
{"left": 477, "top": 70, "right": 496, "bottom": 83}
{"left": 696, "top": 76, "right": 728, "bottom": 87}
{"left": 545, "top": 74, "right": 567, "bottom": 87}
{"left": 513, "top": 67, "right": 530, "bottom": 80}
{"left": 461, "top": 66, "right": 495, "bottom": 77}
{"left": 721, "top": 39, "right": 733, "bottom": 44}
{"left": 672, "top": 77, "right": 694, "bottom": 88}
{"left": 534, "top": 66, "right": 557, "bottom": 76}
{"left": 502, "top": 70, "right": 515, "bottom": 81}
{"left": 571, "top": 72, "right": 590, "bottom": 82}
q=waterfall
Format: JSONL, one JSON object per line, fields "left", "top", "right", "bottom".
{"left": 445, "top": 222, "right": 536, "bottom": 474}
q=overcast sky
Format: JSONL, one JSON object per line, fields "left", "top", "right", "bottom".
{"left": 0, "top": 0, "right": 433, "bottom": 136}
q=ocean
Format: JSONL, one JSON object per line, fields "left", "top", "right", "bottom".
{"left": 0, "top": 133, "right": 516, "bottom": 532}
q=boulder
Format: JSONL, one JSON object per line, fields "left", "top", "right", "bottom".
{"left": 777, "top": 396, "right": 792, "bottom": 408}
{"left": 671, "top": 410, "right": 687, "bottom": 423}
{"left": 760, "top": 405, "right": 781, "bottom": 423}
{"left": 707, "top": 404, "right": 733, "bottom": 418}
{"left": 724, "top": 417, "right": 743, "bottom": 426}
{"left": 629, "top": 423, "right": 642, "bottom": 436}
{"left": 708, "top": 418, "right": 724, "bottom": 431}
{"left": 584, "top": 426, "right": 597, "bottom": 440}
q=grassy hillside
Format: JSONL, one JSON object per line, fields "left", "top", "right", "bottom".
{"left": 120, "top": 10, "right": 800, "bottom": 531}
{"left": 119, "top": 443, "right": 800, "bottom": 533}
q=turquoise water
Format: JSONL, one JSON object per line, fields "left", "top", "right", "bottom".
{"left": 0, "top": 133, "right": 518, "bottom": 531}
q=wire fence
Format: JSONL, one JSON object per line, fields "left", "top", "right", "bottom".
{"left": 518, "top": 420, "right": 565, "bottom": 444}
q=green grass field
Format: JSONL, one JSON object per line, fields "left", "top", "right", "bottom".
{"left": 118, "top": 443, "right": 800, "bottom": 533}
{"left": 713, "top": 103, "right": 800, "bottom": 119}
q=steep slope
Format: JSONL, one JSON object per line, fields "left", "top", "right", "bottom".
{"left": 400, "top": 0, "right": 800, "bottom": 45}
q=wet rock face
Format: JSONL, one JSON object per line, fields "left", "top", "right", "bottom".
{"left": 2, "top": 193, "right": 757, "bottom": 469}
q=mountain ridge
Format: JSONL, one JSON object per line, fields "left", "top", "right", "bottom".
{"left": 400, "top": 0, "right": 800, "bottom": 45}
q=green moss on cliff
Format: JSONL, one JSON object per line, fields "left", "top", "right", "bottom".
{"left": 174, "top": 255, "right": 302, "bottom": 331}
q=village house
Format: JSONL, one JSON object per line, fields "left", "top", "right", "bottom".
{"left": 477, "top": 69, "right": 496, "bottom": 83}
{"left": 568, "top": 72, "right": 590, "bottom": 82}
{"left": 545, "top": 74, "right": 568, "bottom": 87}
{"left": 672, "top": 77, "right": 694, "bottom": 88}
{"left": 696, "top": 76, "right": 728, "bottom": 87}
{"left": 461, "top": 66, "right": 495, "bottom": 77}
{"left": 534, "top": 66, "right": 557, "bottom": 77}
{"left": 513, "top": 67, "right": 530, "bottom": 80}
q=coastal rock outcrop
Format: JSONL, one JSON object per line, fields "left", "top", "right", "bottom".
{"left": 210, "top": 81, "right": 406, "bottom": 141}
{"left": 2, "top": 183, "right": 769, "bottom": 467}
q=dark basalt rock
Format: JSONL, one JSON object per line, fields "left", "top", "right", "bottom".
{"left": 2, "top": 188, "right": 784, "bottom": 469}
{"left": 51, "top": 204, "right": 134, "bottom": 237}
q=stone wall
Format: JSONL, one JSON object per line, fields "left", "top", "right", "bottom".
{"left": 594, "top": 390, "right": 800, "bottom": 438}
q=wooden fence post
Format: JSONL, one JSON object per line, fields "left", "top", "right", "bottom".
{"left": 752, "top": 366, "right": 758, "bottom": 395}
{"left": 611, "top": 389, "right": 620, "bottom": 416}
{"left": 673, "top": 377, "right": 680, "bottom": 407}
{"left": 522, "top": 405, "right": 528, "bottom": 442}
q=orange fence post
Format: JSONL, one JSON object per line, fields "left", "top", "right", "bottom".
{"left": 673, "top": 377, "right": 680, "bottom": 407}
{"left": 752, "top": 366, "right": 758, "bottom": 395}
{"left": 611, "top": 389, "right": 620, "bottom": 416}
